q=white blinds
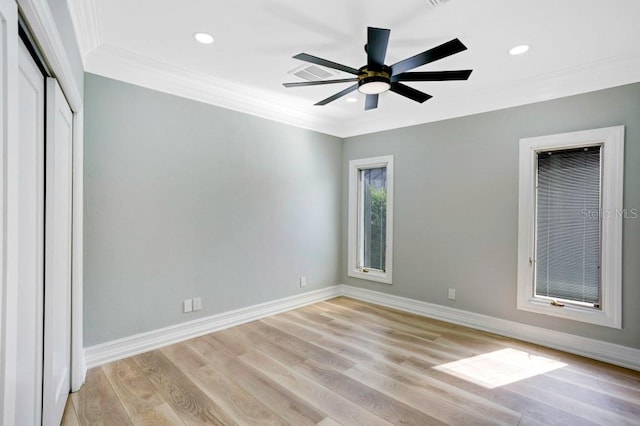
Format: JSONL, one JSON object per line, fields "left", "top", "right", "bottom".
{"left": 535, "top": 146, "right": 601, "bottom": 305}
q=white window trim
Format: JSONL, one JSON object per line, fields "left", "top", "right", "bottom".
{"left": 517, "top": 126, "right": 624, "bottom": 329}
{"left": 348, "top": 155, "right": 394, "bottom": 284}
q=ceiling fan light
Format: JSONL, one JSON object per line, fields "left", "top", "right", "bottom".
{"left": 509, "top": 44, "right": 530, "bottom": 55}
{"left": 358, "top": 76, "right": 391, "bottom": 95}
{"left": 193, "top": 32, "right": 214, "bottom": 44}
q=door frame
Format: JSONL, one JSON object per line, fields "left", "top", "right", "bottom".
{"left": 1, "top": 0, "right": 84, "bottom": 422}
{"left": 0, "top": 1, "right": 21, "bottom": 424}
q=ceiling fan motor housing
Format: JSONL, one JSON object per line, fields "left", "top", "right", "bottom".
{"left": 357, "top": 65, "right": 392, "bottom": 94}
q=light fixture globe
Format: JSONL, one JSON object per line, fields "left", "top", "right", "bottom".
{"left": 509, "top": 44, "right": 530, "bottom": 55}
{"left": 193, "top": 32, "right": 214, "bottom": 44}
{"left": 358, "top": 78, "right": 390, "bottom": 94}
{"left": 357, "top": 67, "right": 391, "bottom": 95}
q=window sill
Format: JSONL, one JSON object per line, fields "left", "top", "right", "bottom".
{"left": 517, "top": 297, "right": 620, "bottom": 329}
{"left": 348, "top": 268, "right": 392, "bottom": 285}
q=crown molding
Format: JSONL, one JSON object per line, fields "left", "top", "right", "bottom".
{"left": 67, "top": 1, "right": 640, "bottom": 138}
{"left": 341, "top": 54, "right": 640, "bottom": 137}
{"left": 86, "top": 44, "right": 347, "bottom": 137}
{"left": 66, "top": 0, "right": 102, "bottom": 66}
{"left": 85, "top": 42, "right": 640, "bottom": 138}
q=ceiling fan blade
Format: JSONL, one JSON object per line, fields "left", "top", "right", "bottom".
{"left": 367, "top": 27, "right": 391, "bottom": 69}
{"left": 391, "top": 38, "right": 468, "bottom": 76}
{"left": 365, "top": 94, "right": 379, "bottom": 110}
{"left": 390, "top": 82, "right": 433, "bottom": 103}
{"left": 315, "top": 84, "right": 359, "bottom": 106}
{"left": 393, "top": 69, "right": 473, "bottom": 82}
{"left": 283, "top": 78, "right": 358, "bottom": 88}
{"left": 293, "top": 53, "right": 361, "bottom": 75}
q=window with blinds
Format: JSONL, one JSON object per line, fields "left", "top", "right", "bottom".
{"left": 534, "top": 146, "right": 602, "bottom": 306}
{"left": 517, "top": 126, "right": 623, "bottom": 328}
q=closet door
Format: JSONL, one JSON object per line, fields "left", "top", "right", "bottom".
{"left": 42, "top": 78, "right": 73, "bottom": 426}
{"left": 16, "top": 37, "right": 45, "bottom": 426}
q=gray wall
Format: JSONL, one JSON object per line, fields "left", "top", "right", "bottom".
{"left": 342, "top": 83, "right": 640, "bottom": 349}
{"left": 84, "top": 71, "right": 639, "bottom": 350}
{"left": 84, "top": 73, "right": 342, "bottom": 346}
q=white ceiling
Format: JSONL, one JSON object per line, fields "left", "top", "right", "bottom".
{"left": 69, "top": 0, "right": 640, "bottom": 137}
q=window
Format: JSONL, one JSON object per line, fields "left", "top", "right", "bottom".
{"left": 517, "top": 126, "right": 624, "bottom": 328}
{"left": 348, "top": 155, "right": 394, "bottom": 284}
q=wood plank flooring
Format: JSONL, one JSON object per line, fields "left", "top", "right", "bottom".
{"left": 64, "top": 297, "right": 640, "bottom": 425}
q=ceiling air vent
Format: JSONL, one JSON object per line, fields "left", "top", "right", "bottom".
{"left": 288, "top": 64, "right": 338, "bottom": 82}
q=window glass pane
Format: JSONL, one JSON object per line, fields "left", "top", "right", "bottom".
{"left": 535, "top": 147, "right": 601, "bottom": 304}
{"left": 361, "top": 167, "right": 387, "bottom": 271}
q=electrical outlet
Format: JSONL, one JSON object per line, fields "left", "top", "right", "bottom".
{"left": 448, "top": 288, "right": 456, "bottom": 300}
{"left": 300, "top": 276, "right": 307, "bottom": 287}
{"left": 193, "top": 297, "right": 202, "bottom": 311}
{"left": 183, "top": 299, "right": 193, "bottom": 313}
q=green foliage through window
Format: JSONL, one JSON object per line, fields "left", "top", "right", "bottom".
{"left": 361, "top": 167, "right": 387, "bottom": 271}
{"left": 367, "top": 187, "right": 387, "bottom": 270}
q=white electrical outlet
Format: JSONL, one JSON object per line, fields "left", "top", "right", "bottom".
{"left": 448, "top": 288, "right": 456, "bottom": 300}
{"left": 183, "top": 299, "right": 193, "bottom": 313}
{"left": 300, "top": 276, "right": 307, "bottom": 287}
{"left": 193, "top": 297, "right": 202, "bottom": 311}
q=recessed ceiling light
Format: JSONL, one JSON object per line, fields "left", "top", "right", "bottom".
{"left": 509, "top": 44, "right": 530, "bottom": 56}
{"left": 193, "top": 32, "right": 214, "bottom": 45}
{"left": 346, "top": 97, "right": 358, "bottom": 103}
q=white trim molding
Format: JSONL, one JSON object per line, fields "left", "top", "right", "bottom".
{"left": 84, "top": 286, "right": 341, "bottom": 368}
{"left": 66, "top": 0, "right": 102, "bottom": 65}
{"left": 84, "top": 284, "right": 640, "bottom": 373}
{"left": 85, "top": 44, "right": 346, "bottom": 137}
{"left": 340, "top": 285, "right": 640, "bottom": 372}
{"left": 0, "top": 1, "right": 20, "bottom": 423}
{"left": 517, "top": 126, "right": 624, "bottom": 328}
{"left": 71, "top": 109, "right": 85, "bottom": 391}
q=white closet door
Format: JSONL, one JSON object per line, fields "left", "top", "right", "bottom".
{"left": 42, "top": 78, "right": 73, "bottom": 426}
{"left": 16, "top": 38, "right": 45, "bottom": 426}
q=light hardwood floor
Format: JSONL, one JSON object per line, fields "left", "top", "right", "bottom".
{"left": 62, "top": 297, "right": 640, "bottom": 425}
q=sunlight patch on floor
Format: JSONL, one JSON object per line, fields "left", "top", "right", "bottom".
{"left": 433, "top": 348, "right": 568, "bottom": 389}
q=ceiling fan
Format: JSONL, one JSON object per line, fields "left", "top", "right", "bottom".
{"left": 283, "top": 27, "right": 472, "bottom": 110}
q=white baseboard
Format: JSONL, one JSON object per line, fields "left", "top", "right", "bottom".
{"left": 340, "top": 285, "right": 640, "bottom": 371}
{"left": 84, "top": 286, "right": 341, "bottom": 368}
{"left": 83, "top": 284, "right": 640, "bottom": 374}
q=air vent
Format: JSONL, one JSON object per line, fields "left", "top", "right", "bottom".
{"left": 288, "top": 64, "right": 338, "bottom": 82}
{"left": 426, "top": 0, "right": 450, "bottom": 7}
